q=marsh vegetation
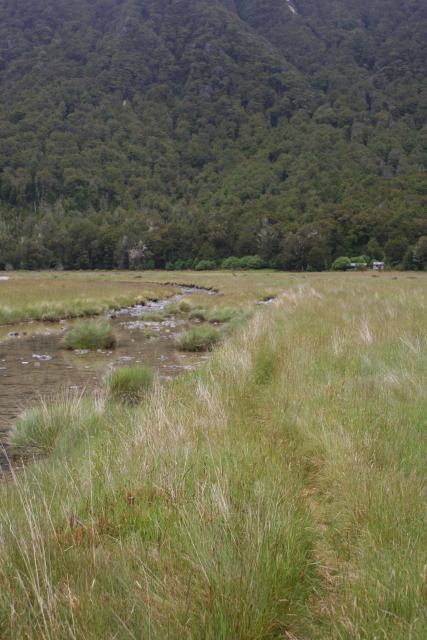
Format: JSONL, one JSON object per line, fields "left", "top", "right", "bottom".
{"left": 0, "top": 271, "right": 425, "bottom": 639}
{"left": 64, "top": 320, "right": 116, "bottom": 351}
{"left": 108, "top": 365, "right": 154, "bottom": 404}
{"left": 0, "top": 272, "right": 177, "bottom": 324}
{"left": 175, "top": 325, "right": 222, "bottom": 352}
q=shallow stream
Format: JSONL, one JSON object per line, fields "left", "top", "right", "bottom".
{"left": 0, "top": 287, "right": 213, "bottom": 471}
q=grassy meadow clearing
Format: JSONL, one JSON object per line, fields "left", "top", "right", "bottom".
{"left": 0, "top": 271, "right": 178, "bottom": 324}
{"left": 0, "top": 271, "right": 426, "bottom": 639}
{"left": 0, "top": 269, "right": 304, "bottom": 321}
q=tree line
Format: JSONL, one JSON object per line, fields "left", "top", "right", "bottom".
{"left": 0, "top": 0, "right": 425, "bottom": 269}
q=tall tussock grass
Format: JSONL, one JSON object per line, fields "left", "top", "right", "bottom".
{"left": 0, "top": 277, "right": 426, "bottom": 639}
{"left": 64, "top": 320, "right": 116, "bottom": 350}
{"left": 175, "top": 325, "right": 221, "bottom": 351}
{"left": 107, "top": 365, "right": 154, "bottom": 404}
{"left": 9, "top": 393, "right": 105, "bottom": 456}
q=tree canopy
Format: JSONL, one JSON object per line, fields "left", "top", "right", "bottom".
{"left": 0, "top": 0, "right": 426, "bottom": 269}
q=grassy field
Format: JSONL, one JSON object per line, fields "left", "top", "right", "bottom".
{"left": 0, "top": 271, "right": 426, "bottom": 638}
{"left": 0, "top": 272, "right": 179, "bottom": 324}
{"left": 0, "top": 269, "right": 302, "bottom": 325}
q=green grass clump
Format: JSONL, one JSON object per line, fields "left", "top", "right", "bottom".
{"left": 176, "top": 325, "right": 221, "bottom": 351}
{"left": 10, "top": 404, "right": 68, "bottom": 454}
{"left": 9, "top": 395, "right": 99, "bottom": 455}
{"left": 64, "top": 320, "right": 116, "bottom": 350}
{"left": 142, "top": 311, "right": 165, "bottom": 322}
{"left": 223, "top": 309, "right": 253, "bottom": 335}
{"left": 108, "top": 365, "right": 154, "bottom": 404}
{"left": 163, "top": 303, "right": 180, "bottom": 317}
{"left": 189, "top": 307, "right": 207, "bottom": 321}
{"left": 253, "top": 342, "right": 276, "bottom": 385}
{"left": 207, "top": 307, "right": 239, "bottom": 323}
{"left": 178, "top": 299, "right": 192, "bottom": 312}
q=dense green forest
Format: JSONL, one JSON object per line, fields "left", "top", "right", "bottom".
{"left": 0, "top": 0, "right": 426, "bottom": 269}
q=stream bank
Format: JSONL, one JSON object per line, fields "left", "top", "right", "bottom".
{"left": 0, "top": 285, "right": 215, "bottom": 472}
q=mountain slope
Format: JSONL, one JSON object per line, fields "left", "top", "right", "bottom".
{"left": 0, "top": 0, "right": 425, "bottom": 269}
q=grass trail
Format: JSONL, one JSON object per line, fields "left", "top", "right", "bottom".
{"left": 0, "top": 276, "right": 426, "bottom": 638}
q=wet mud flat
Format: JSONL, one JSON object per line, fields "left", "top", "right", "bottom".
{"left": 0, "top": 287, "right": 213, "bottom": 472}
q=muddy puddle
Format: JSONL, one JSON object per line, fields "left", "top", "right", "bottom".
{"left": 0, "top": 287, "right": 214, "bottom": 471}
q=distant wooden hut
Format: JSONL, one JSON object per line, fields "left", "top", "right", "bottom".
{"left": 372, "top": 261, "right": 385, "bottom": 271}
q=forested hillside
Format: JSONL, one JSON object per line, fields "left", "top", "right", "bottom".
{"left": 0, "top": 0, "right": 426, "bottom": 269}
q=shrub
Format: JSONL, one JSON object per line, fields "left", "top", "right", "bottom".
{"left": 221, "top": 256, "right": 242, "bottom": 270}
{"left": 331, "top": 256, "right": 352, "bottom": 271}
{"left": 350, "top": 255, "right": 369, "bottom": 264}
{"left": 239, "top": 255, "right": 264, "bottom": 269}
{"left": 194, "top": 259, "right": 216, "bottom": 271}
{"left": 108, "top": 365, "right": 154, "bottom": 404}
{"left": 173, "top": 259, "right": 186, "bottom": 271}
{"left": 175, "top": 326, "right": 221, "bottom": 351}
{"left": 166, "top": 259, "right": 186, "bottom": 271}
{"left": 64, "top": 320, "right": 116, "bottom": 350}
{"left": 222, "top": 255, "right": 264, "bottom": 270}
{"left": 350, "top": 256, "right": 369, "bottom": 269}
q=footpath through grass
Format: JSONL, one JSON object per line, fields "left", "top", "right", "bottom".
{"left": 0, "top": 274, "right": 426, "bottom": 638}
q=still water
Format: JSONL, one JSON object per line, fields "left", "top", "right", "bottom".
{"left": 0, "top": 288, "right": 211, "bottom": 470}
